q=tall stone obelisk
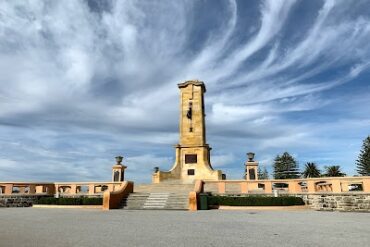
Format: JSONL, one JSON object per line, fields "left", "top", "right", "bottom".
{"left": 152, "top": 80, "right": 222, "bottom": 183}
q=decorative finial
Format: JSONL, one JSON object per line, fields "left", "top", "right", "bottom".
{"left": 115, "top": 156, "right": 123, "bottom": 165}
{"left": 247, "top": 152, "right": 255, "bottom": 162}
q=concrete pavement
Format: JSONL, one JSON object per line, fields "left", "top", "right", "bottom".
{"left": 0, "top": 208, "right": 369, "bottom": 247}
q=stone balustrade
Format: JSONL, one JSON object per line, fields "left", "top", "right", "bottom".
{"left": 203, "top": 176, "right": 370, "bottom": 195}
{"left": 0, "top": 182, "right": 125, "bottom": 196}
{"left": 102, "top": 181, "right": 134, "bottom": 210}
{"left": 188, "top": 180, "right": 204, "bottom": 211}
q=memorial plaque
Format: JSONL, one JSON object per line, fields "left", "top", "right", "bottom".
{"left": 187, "top": 169, "right": 195, "bottom": 175}
{"left": 185, "top": 154, "right": 197, "bottom": 164}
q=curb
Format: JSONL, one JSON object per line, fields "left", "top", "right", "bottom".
{"left": 32, "top": 205, "right": 102, "bottom": 209}
{"left": 218, "top": 205, "right": 311, "bottom": 211}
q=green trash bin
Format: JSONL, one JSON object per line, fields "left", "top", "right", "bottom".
{"left": 199, "top": 193, "right": 209, "bottom": 210}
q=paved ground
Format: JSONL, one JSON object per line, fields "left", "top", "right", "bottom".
{"left": 0, "top": 208, "right": 369, "bottom": 247}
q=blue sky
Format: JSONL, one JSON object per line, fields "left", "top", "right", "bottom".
{"left": 0, "top": 0, "right": 369, "bottom": 183}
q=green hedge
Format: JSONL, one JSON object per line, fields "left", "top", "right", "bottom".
{"left": 207, "top": 195, "right": 305, "bottom": 206}
{"left": 36, "top": 197, "right": 103, "bottom": 205}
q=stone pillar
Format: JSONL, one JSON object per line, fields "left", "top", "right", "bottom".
{"left": 288, "top": 181, "right": 301, "bottom": 193}
{"left": 241, "top": 182, "right": 248, "bottom": 193}
{"left": 245, "top": 152, "right": 259, "bottom": 181}
{"left": 36, "top": 186, "right": 43, "bottom": 194}
{"left": 70, "top": 184, "right": 77, "bottom": 195}
{"left": 54, "top": 185, "right": 59, "bottom": 195}
{"left": 340, "top": 181, "right": 349, "bottom": 192}
{"left": 264, "top": 181, "right": 273, "bottom": 193}
{"left": 331, "top": 180, "right": 342, "bottom": 192}
{"left": 28, "top": 184, "right": 36, "bottom": 194}
{"left": 88, "top": 184, "right": 95, "bottom": 195}
{"left": 307, "top": 180, "right": 316, "bottom": 193}
{"left": 152, "top": 172, "right": 160, "bottom": 184}
{"left": 218, "top": 182, "right": 226, "bottom": 194}
{"left": 363, "top": 178, "right": 370, "bottom": 192}
{"left": 112, "top": 156, "right": 127, "bottom": 182}
{"left": 47, "top": 185, "right": 55, "bottom": 195}
{"left": 248, "top": 182, "right": 258, "bottom": 191}
{"left": 4, "top": 184, "right": 13, "bottom": 195}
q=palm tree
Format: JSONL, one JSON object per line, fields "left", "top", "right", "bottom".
{"left": 302, "top": 162, "right": 321, "bottom": 178}
{"left": 324, "top": 165, "right": 346, "bottom": 177}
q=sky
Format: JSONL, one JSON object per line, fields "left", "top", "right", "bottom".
{"left": 0, "top": 0, "right": 369, "bottom": 183}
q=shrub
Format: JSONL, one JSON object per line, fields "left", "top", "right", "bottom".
{"left": 36, "top": 197, "right": 103, "bottom": 205}
{"left": 82, "top": 197, "right": 103, "bottom": 205}
{"left": 37, "top": 197, "right": 58, "bottom": 205}
{"left": 208, "top": 195, "right": 304, "bottom": 206}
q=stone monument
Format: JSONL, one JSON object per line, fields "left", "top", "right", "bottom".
{"left": 152, "top": 80, "right": 222, "bottom": 183}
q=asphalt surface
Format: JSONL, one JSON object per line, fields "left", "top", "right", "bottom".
{"left": 0, "top": 208, "right": 369, "bottom": 247}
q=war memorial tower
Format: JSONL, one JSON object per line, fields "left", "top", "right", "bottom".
{"left": 152, "top": 80, "right": 222, "bottom": 183}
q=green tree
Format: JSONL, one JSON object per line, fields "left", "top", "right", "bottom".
{"left": 356, "top": 136, "right": 370, "bottom": 176}
{"left": 258, "top": 166, "right": 269, "bottom": 180}
{"left": 324, "top": 165, "right": 346, "bottom": 177}
{"left": 262, "top": 166, "right": 269, "bottom": 180}
{"left": 273, "top": 152, "right": 300, "bottom": 179}
{"left": 302, "top": 162, "right": 321, "bottom": 178}
{"left": 257, "top": 166, "right": 263, "bottom": 179}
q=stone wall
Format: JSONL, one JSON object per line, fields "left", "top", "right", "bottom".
{"left": 301, "top": 193, "right": 370, "bottom": 212}
{"left": 0, "top": 195, "right": 41, "bottom": 207}
{"left": 208, "top": 192, "right": 370, "bottom": 212}
{"left": 0, "top": 194, "right": 105, "bottom": 207}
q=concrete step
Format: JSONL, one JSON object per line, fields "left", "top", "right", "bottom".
{"left": 120, "top": 191, "right": 189, "bottom": 210}
{"left": 143, "top": 193, "right": 169, "bottom": 209}
{"left": 134, "top": 183, "right": 195, "bottom": 194}
{"left": 120, "top": 183, "right": 194, "bottom": 210}
{"left": 134, "top": 190, "right": 192, "bottom": 193}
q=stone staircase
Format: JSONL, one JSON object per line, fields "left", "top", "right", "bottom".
{"left": 120, "top": 183, "right": 194, "bottom": 210}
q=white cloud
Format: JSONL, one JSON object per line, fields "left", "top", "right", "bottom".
{"left": 125, "top": 154, "right": 174, "bottom": 183}
{"left": 211, "top": 153, "right": 235, "bottom": 168}
{"left": 0, "top": 0, "right": 369, "bottom": 181}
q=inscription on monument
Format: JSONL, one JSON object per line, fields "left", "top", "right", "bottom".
{"left": 185, "top": 154, "right": 197, "bottom": 164}
{"left": 187, "top": 169, "right": 195, "bottom": 175}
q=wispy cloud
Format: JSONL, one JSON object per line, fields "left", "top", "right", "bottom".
{"left": 0, "top": 0, "right": 369, "bottom": 182}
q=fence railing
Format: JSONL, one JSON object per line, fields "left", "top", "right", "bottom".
{"left": 1, "top": 177, "right": 369, "bottom": 197}
{"left": 0, "top": 182, "right": 125, "bottom": 196}
{"left": 203, "top": 176, "right": 370, "bottom": 194}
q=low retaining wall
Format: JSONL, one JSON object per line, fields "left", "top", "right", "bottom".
{"left": 208, "top": 193, "right": 370, "bottom": 212}
{"left": 302, "top": 193, "right": 370, "bottom": 212}
{"left": 0, "top": 195, "right": 40, "bottom": 207}
{"left": 0, "top": 195, "right": 104, "bottom": 208}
